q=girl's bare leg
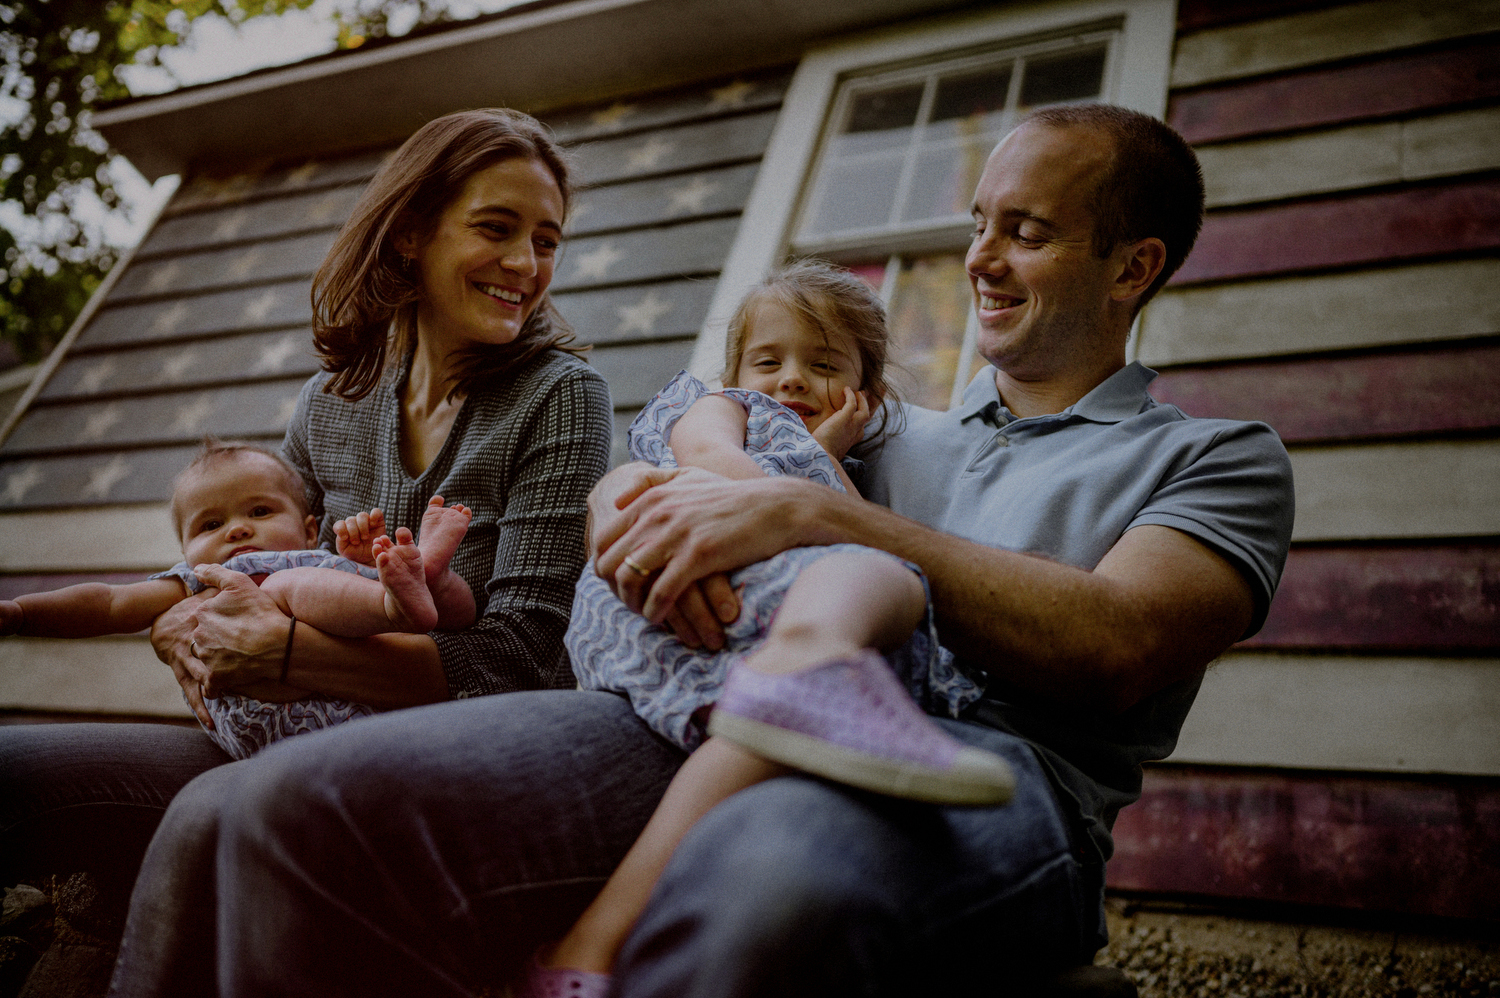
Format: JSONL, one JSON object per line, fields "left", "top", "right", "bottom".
{"left": 544, "top": 552, "right": 924, "bottom": 973}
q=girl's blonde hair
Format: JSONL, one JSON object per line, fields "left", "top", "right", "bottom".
{"left": 722, "top": 260, "right": 901, "bottom": 448}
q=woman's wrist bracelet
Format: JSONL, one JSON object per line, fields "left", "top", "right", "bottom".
{"left": 280, "top": 616, "right": 297, "bottom": 684}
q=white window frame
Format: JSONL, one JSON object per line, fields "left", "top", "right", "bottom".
{"left": 688, "top": 0, "right": 1175, "bottom": 383}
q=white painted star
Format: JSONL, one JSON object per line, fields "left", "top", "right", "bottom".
{"left": 623, "top": 137, "right": 675, "bottom": 174}
{"left": 282, "top": 162, "right": 321, "bottom": 187}
{"left": 83, "top": 455, "right": 132, "bottom": 500}
{"left": 241, "top": 288, "right": 281, "bottom": 324}
{"left": 2, "top": 463, "right": 43, "bottom": 504}
{"left": 143, "top": 260, "right": 182, "bottom": 294}
{"left": 274, "top": 394, "right": 301, "bottom": 426}
{"left": 707, "top": 79, "right": 756, "bottom": 110}
{"left": 159, "top": 350, "right": 199, "bottom": 383}
{"left": 228, "top": 246, "right": 264, "bottom": 281}
{"left": 212, "top": 208, "right": 251, "bottom": 241}
{"left": 666, "top": 176, "right": 720, "bottom": 216}
{"left": 615, "top": 290, "right": 674, "bottom": 336}
{"left": 591, "top": 102, "right": 637, "bottom": 131}
{"left": 80, "top": 404, "right": 123, "bottom": 442}
{"left": 571, "top": 242, "right": 625, "bottom": 282}
{"left": 150, "top": 300, "right": 192, "bottom": 336}
{"left": 251, "top": 333, "right": 301, "bottom": 374}
{"left": 169, "top": 394, "right": 215, "bottom": 435}
{"left": 75, "top": 359, "right": 117, "bottom": 395}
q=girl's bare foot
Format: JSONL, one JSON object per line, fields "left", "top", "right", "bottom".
{"left": 417, "top": 496, "right": 476, "bottom": 630}
{"left": 373, "top": 528, "right": 439, "bottom": 632}
{"left": 335, "top": 508, "right": 387, "bottom": 566}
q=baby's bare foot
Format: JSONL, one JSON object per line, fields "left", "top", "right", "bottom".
{"left": 336, "top": 509, "right": 387, "bottom": 566}
{"left": 374, "top": 528, "right": 438, "bottom": 632}
{"left": 417, "top": 496, "right": 476, "bottom": 631}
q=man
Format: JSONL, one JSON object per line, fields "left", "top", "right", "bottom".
{"left": 107, "top": 105, "right": 1292, "bottom": 997}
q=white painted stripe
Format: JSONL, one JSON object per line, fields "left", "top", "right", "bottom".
{"left": 1170, "top": 0, "right": 1500, "bottom": 88}
{"left": 1171, "top": 652, "right": 1500, "bottom": 775}
{"left": 1198, "top": 106, "right": 1500, "bottom": 208}
{"left": 1288, "top": 439, "right": 1500, "bottom": 542}
{"left": 0, "top": 636, "right": 193, "bottom": 718}
{"left": 1136, "top": 258, "right": 1500, "bottom": 366}
{"left": 0, "top": 503, "right": 179, "bottom": 573}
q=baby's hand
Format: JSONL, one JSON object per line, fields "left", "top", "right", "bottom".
{"left": 0, "top": 599, "right": 21, "bottom": 636}
{"left": 812, "top": 387, "right": 872, "bottom": 462}
{"left": 335, "top": 508, "right": 388, "bottom": 566}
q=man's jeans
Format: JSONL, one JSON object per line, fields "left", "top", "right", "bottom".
{"left": 83, "top": 691, "right": 1104, "bottom": 997}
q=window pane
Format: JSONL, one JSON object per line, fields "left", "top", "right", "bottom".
{"left": 847, "top": 83, "right": 925, "bottom": 133}
{"left": 1019, "top": 47, "right": 1106, "bottom": 108}
{"left": 886, "top": 252, "right": 973, "bottom": 410}
{"left": 804, "top": 154, "right": 905, "bottom": 235}
{"left": 931, "top": 65, "right": 1012, "bottom": 123}
{"left": 901, "top": 141, "right": 991, "bottom": 223}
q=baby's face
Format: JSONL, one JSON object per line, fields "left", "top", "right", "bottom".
{"left": 733, "top": 300, "right": 864, "bottom": 435}
{"left": 176, "top": 453, "right": 317, "bottom": 566}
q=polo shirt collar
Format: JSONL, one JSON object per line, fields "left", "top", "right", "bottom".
{"left": 957, "top": 362, "right": 1159, "bottom": 427}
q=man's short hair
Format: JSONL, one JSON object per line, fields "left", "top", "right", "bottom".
{"left": 1022, "top": 103, "right": 1204, "bottom": 311}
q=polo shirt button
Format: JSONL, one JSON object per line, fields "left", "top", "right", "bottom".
{"left": 995, "top": 435, "right": 1010, "bottom": 447}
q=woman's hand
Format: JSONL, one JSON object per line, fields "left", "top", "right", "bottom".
{"left": 811, "top": 387, "right": 872, "bottom": 463}
{"left": 184, "top": 564, "right": 308, "bottom": 701}
{"left": 150, "top": 592, "right": 215, "bottom": 727}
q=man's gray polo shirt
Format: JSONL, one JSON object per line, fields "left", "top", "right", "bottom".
{"left": 863, "top": 361, "right": 1295, "bottom": 861}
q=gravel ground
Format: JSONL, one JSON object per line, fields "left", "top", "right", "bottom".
{"left": 1097, "top": 897, "right": 1500, "bottom": 998}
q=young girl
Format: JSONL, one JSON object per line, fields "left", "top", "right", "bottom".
{"left": 0, "top": 441, "right": 475, "bottom": 759}
{"left": 540, "top": 262, "right": 1012, "bottom": 996}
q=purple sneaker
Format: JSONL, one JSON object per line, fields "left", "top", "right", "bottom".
{"left": 707, "top": 649, "right": 1015, "bottom": 806}
{"left": 515, "top": 954, "right": 612, "bottom": 998}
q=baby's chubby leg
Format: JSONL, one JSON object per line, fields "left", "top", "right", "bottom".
{"left": 258, "top": 562, "right": 427, "bottom": 638}
{"left": 413, "top": 496, "right": 475, "bottom": 630}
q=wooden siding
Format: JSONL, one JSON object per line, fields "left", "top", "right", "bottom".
{"left": 1169, "top": 0, "right": 1500, "bottom": 88}
{"left": 1172, "top": 653, "right": 1500, "bottom": 774}
{"left": 0, "top": 636, "right": 190, "bottom": 718}
{"left": 1138, "top": 257, "right": 1500, "bottom": 365}
{"left": 1109, "top": 765, "right": 1500, "bottom": 920}
{"left": 1116, "top": 0, "right": 1500, "bottom": 910}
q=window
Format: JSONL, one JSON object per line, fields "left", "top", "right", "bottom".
{"left": 691, "top": 0, "right": 1175, "bottom": 409}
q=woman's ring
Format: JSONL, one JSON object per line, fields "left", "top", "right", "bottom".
{"left": 622, "top": 554, "right": 652, "bottom": 577}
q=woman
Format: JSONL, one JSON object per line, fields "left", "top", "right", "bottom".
{"left": 0, "top": 108, "right": 611, "bottom": 985}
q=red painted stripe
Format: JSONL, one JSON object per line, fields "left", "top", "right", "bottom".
{"left": 1176, "top": 0, "right": 1346, "bottom": 36}
{"left": 0, "top": 573, "right": 156, "bottom": 602}
{"left": 1170, "top": 37, "right": 1500, "bottom": 144}
{"left": 1149, "top": 342, "right": 1500, "bottom": 442}
{"left": 1244, "top": 544, "right": 1500, "bottom": 651}
{"left": 1173, "top": 179, "right": 1500, "bottom": 285}
{"left": 1108, "top": 765, "right": 1500, "bottom": 919}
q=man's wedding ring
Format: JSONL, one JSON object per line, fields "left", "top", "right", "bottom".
{"left": 191, "top": 641, "right": 200, "bottom": 658}
{"left": 623, "top": 554, "right": 652, "bottom": 577}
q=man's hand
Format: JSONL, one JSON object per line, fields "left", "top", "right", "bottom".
{"left": 335, "top": 509, "right": 387, "bottom": 566}
{"left": 588, "top": 463, "right": 748, "bottom": 649}
{"left": 811, "top": 387, "right": 872, "bottom": 463}
{"left": 591, "top": 463, "right": 831, "bottom": 626}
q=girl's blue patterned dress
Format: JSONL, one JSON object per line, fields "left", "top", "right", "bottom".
{"left": 565, "top": 371, "right": 981, "bottom": 752}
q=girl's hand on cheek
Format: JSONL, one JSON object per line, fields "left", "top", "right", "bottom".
{"left": 812, "top": 387, "right": 872, "bottom": 462}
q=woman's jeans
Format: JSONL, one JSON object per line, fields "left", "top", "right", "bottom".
{"left": 11, "top": 691, "right": 1105, "bottom": 997}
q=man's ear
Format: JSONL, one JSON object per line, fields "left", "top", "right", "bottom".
{"left": 1110, "top": 237, "right": 1166, "bottom": 304}
{"left": 304, "top": 514, "right": 319, "bottom": 549}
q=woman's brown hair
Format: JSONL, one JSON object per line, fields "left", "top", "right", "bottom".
{"left": 722, "top": 260, "right": 902, "bottom": 448}
{"left": 312, "top": 108, "right": 584, "bottom": 401}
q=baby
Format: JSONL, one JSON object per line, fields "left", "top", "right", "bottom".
{"left": 534, "top": 262, "right": 1012, "bottom": 996}
{"left": 1, "top": 441, "right": 475, "bottom": 758}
